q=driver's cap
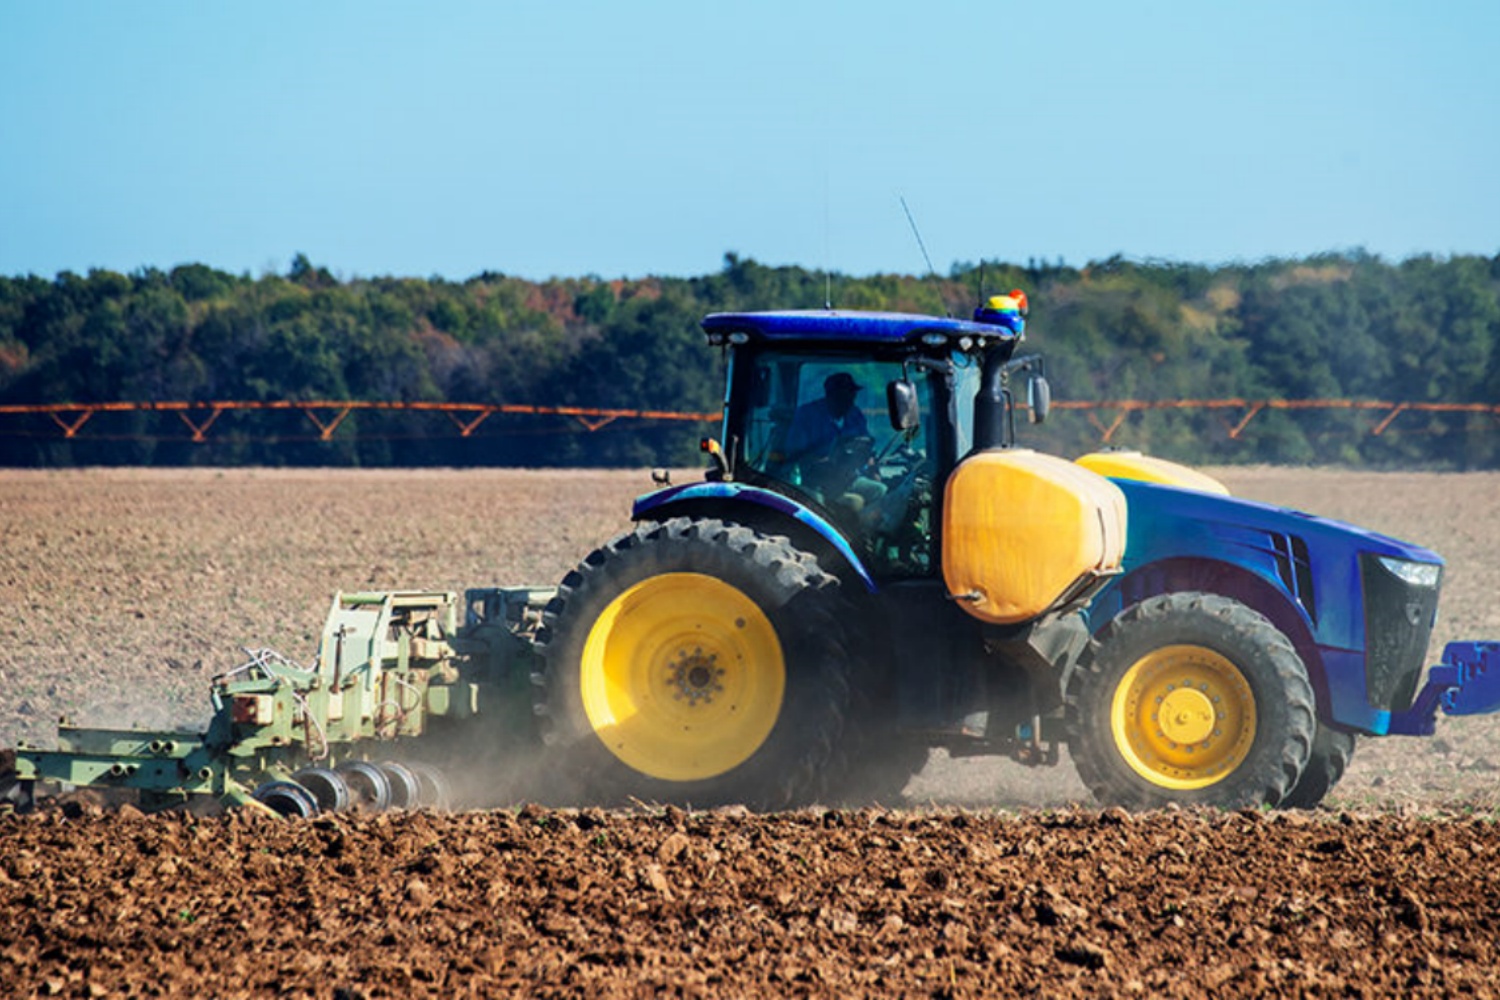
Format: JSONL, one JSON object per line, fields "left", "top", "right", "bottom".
{"left": 824, "top": 372, "right": 860, "bottom": 394}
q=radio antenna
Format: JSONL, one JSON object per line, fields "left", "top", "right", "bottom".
{"left": 823, "top": 170, "right": 833, "bottom": 310}
{"left": 900, "top": 195, "right": 937, "bottom": 279}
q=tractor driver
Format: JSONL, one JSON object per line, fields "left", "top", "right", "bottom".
{"left": 782, "top": 371, "right": 887, "bottom": 513}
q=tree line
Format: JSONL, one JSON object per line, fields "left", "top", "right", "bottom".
{"left": 1, "top": 249, "right": 1497, "bottom": 469}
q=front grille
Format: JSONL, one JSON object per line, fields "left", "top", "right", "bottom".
{"left": 1361, "top": 554, "right": 1441, "bottom": 712}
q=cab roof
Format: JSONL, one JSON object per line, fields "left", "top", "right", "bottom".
{"left": 701, "top": 309, "right": 1019, "bottom": 349}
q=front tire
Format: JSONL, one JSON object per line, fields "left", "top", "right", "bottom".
{"left": 1069, "top": 592, "right": 1315, "bottom": 809}
{"left": 536, "top": 517, "right": 852, "bottom": 810}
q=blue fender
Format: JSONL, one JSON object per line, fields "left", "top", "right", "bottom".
{"left": 632, "top": 482, "right": 878, "bottom": 593}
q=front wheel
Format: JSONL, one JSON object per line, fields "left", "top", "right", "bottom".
{"left": 535, "top": 517, "right": 852, "bottom": 810}
{"left": 1068, "top": 592, "right": 1315, "bottom": 809}
{"left": 1280, "top": 725, "right": 1357, "bottom": 809}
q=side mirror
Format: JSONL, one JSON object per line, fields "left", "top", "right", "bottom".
{"left": 887, "top": 380, "right": 920, "bottom": 432}
{"left": 1027, "top": 375, "right": 1051, "bottom": 424}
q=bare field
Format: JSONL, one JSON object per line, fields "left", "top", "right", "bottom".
{"left": 2, "top": 465, "right": 1498, "bottom": 809}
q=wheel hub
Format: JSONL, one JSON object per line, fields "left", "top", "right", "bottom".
{"left": 1158, "top": 686, "right": 1216, "bottom": 745}
{"left": 667, "top": 648, "right": 725, "bottom": 706}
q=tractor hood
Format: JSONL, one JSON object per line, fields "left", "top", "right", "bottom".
{"left": 1112, "top": 477, "right": 1443, "bottom": 571}
{"left": 1095, "top": 476, "right": 1445, "bottom": 719}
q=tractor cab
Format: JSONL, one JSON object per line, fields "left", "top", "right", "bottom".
{"left": 700, "top": 305, "right": 1041, "bottom": 580}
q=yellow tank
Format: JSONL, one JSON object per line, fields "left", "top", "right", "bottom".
{"left": 943, "top": 449, "right": 1127, "bottom": 625}
{"left": 1075, "top": 450, "right": 1229, "bottom": 495}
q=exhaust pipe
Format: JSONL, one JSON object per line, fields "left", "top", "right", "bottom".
{"left": 974, "top": 347, "right": 1010, "bottom": 452}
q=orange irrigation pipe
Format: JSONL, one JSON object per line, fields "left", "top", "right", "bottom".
{"left": 0, "top": 398, "right": 1495, "bottom": 443}
{"left": 1048, "top": 399, "right": 1500, "bottom": 441}
{"left": 0, "top": 400, "right": 723, "bottom": 441}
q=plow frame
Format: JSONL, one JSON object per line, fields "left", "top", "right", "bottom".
{"left": 11, "top": 587, "right": 556, "bottom": 812}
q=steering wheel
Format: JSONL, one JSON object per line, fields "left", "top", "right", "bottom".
{"left": 800, "top": 435, "right": 873, "bottom": 499}
{"left": 871, "top": 430, "right": 923, "bottom": 478}
{"left": 830, "top": 435, "right": 873, "bottom": 464}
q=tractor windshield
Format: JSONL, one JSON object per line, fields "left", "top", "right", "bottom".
{"left": 738, "top": 350, "right": 943, "bottom": 577}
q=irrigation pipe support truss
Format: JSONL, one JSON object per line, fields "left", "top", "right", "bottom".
{"left": 0, "top": 398, "right": 1496, "bottom": 444}
{"left": 0, "top": 400, "right": 718, "bottom": 442}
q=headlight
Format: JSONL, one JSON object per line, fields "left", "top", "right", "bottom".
{"left": 1377, "top": 556, "right": 1441, "bottom": 588}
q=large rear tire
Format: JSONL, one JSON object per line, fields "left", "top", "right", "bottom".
{"left": 1069, "top": 592, "right": 1315, "bottom": 809}
{"left": 535, "top": 517, "right": 852, "bottom": 810}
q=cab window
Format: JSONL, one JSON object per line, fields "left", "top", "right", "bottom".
{"left": 740, "top": 351, "right": 939, "bottom": 577}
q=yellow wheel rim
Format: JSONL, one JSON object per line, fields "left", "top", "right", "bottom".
{"left": 580, "top": 572, "right": 785, "bottom": 782}
{"left": 1110, "top": 644, "right": 1257, "bottom": 790}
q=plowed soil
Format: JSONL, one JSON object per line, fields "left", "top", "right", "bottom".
{"left": 5, "top": 805, "right": 1500, "bottom": 998}
{"left": 3, "top": 467, "right": 1500, "bottom": 997}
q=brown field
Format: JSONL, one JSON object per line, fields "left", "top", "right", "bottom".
{"left": 3, "top": 466, "right": 1500, "bottom": 997}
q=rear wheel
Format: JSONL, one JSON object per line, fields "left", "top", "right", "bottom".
{"left": 536, "top": 517, "right": 852, "bottom": 810}
{"left": 1069, "top": 592, "right": 1315, "bottom": 809}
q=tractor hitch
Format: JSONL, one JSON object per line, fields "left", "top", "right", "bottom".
{"left": 1388, "top": 642, "right": 1500, "bottom": 736}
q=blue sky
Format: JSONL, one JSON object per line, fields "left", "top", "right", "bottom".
{"left": 1, "top": 1, "right": 1496, "bottom": 282}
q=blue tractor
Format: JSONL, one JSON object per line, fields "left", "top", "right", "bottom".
{"left": 533, "top": 298, "right": 1500, "bottom": 810}
{"left": 11, "top": 299, "right": 1499, "bottom": 816}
